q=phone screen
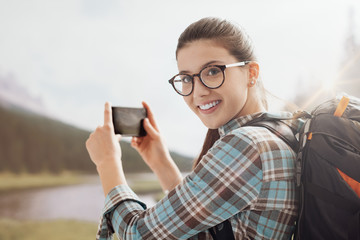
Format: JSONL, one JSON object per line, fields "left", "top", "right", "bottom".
{"left": 112, "top": 107, "right": 147, "bottom": 137}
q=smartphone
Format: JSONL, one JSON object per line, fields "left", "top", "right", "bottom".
{"left": 112, "top": 107, "right": 147, "bottom": 137}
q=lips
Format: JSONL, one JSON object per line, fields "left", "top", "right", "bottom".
{"left": 198, "top": 100, "right": 221, "bottom": 111}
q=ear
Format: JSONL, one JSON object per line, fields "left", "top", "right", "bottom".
{"left": 247, "top": 62, "right": 260, "bottom": 87}
{"left": 248, "top": 62, "right": 259, "bottom": 80}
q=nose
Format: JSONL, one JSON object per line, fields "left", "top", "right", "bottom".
{"left": 192, "top": 76, "right": 210, "bottom": 98}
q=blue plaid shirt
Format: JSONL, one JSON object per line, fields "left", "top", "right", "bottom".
{"left": 97, "top": 112, "right": 303, "bottom": 240}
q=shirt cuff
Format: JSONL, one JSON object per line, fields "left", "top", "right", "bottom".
{"left": 96, "top": 184, "right": 147, "bottom": 240}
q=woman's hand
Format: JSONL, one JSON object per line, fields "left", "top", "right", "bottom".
{"left": 131, "top": 102, "right": 183, "bottom": 191}
{"left": 86, "top": 102, "right": 127, "bottom": 196}
{"left": 86, "top": 102, "right": 122, "bottom": 167}
{"left": 131, "top": 102, "right": 170, "bottom": 169}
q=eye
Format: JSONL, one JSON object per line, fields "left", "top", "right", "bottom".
{"left": 205, "top": 67, "right": 221, "bottom": 76}
{"left": 180, "top": 75, "right": 192, "bottom": 83}
{"left": 173, "top": 75, "right": 192, "bottom": 83}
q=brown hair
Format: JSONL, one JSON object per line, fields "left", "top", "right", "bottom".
{"left": 175, "top": 17, "right": 268, "bottom": 169}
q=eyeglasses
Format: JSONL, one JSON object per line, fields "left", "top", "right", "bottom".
{"left": 168, "top": 61, "right": 250, "bottom": 96}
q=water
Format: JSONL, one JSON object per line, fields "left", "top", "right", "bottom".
{"left": 0, "top": 181, "right": 157, "bottom": 222}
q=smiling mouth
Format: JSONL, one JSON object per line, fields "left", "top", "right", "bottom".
{"left": 198, "top": 100, "right": 221, "bottom": 110}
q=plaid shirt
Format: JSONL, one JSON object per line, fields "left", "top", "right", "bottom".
{"left": 97, "top": 112, "right": 303, "bottom": 240}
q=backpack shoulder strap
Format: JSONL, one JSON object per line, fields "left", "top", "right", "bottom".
{"left": 244, "top": 113, "right": 301, "bottom": 152}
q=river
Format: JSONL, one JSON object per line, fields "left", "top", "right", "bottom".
{"left": 0, "top": 176, "right": 157, "bottom": 222}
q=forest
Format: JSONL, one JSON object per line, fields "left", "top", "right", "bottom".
{"left": 0, "top": 105, "right": 193, "bottom": 174}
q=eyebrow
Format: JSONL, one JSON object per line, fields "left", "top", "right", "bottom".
{"left": 179, "top": 60, "right": 223, "bottom": 74}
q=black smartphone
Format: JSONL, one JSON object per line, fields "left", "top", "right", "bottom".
{"left": 112, "top": 107, "right": 147, "bottom": 137}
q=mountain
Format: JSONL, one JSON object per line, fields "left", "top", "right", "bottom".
{"left": 0, "top": 73, "right": 49, "bottom": 116}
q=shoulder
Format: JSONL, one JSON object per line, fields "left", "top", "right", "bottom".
{"left": 199, "top": 129, "right": 262, "bottom": 175}
{"left": 214, "top": 126, "right": 296, "bottom": 181}
{"left": 223, "top": 125, "right": 290, "bottom": 151}
{"left": 209, "top": 127, "right": 260, "bottom": 160}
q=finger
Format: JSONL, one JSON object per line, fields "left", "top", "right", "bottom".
{"left": 131, "top": 137, "right": 142, "bottom": 149}
{"left": 135, "top": 137, "right": 143, "bottom": 144}
{"left": 104, "top": 102, "right": 113, "bottom": 126}
{"left": 131, "top": 137, "right": 138, "bottom": 148}
{"left": 142, "top": 101, "right": 159, "bottom": 131}
{"left": 143, "top": 118, "right": 159, "bottom": 139}
{"left": 85, "top": 138, "right": 91, "bottom": 149}
{"left": 132, "top": 136, "right": 140, "bottom": 143}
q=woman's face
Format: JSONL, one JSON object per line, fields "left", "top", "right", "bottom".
{"left": 177, "top": 39, "right": 254, "bottom": 129}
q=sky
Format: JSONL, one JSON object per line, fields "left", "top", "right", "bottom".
{"left": 0, "top": 0, "right": 359, "bottom": 158}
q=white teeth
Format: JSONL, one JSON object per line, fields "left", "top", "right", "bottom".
{"left": 199, "top": 100, "right": 220, "bottom": 110}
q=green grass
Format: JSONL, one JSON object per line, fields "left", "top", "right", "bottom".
{"left": 0, "top": 172, "right": 85, "bottom": 194}
{"left": 0, "top": 170, "right": 167, "bottom": 195}
{"left": 0, "top": 218, "right": 98, "bottom": 240}
{"left": 129, "top": 179, "right": 163, "bottom": 194}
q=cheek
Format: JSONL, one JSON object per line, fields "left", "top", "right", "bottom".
{"left": 221, "top": 77, "right": 249, "bottom": 109}
{"left": 223, "top": 78, "right": 247, "bottom": 98}
{"left": 232, "top": 73, "right": 248, "bottom": 94}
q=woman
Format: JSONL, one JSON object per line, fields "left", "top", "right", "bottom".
{"left": 86, "top": 17, "right": 301, "bottom": 239}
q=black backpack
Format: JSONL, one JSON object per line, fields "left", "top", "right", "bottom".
{"left": 209, "top": 95, "right": 360, "bottom": 240}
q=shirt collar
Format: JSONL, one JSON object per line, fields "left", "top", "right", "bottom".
{"left": 218, "top": 111, "right": 295, "bottom": 137}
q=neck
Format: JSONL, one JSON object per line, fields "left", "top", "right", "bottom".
{"left": 237, "top": 89, "right": 266, "bottom": 118}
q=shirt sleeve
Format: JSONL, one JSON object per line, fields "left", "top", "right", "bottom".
{"left": 97, "top": 131, "right": 263, "bottom": 240}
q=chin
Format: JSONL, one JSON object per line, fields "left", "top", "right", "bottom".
{"left": 201, "top": 119, "right": 222, "bottom": 130}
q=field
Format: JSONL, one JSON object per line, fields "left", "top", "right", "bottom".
{"left": 0, "top": 218, "right": 99, "bottom": 240}
{"left": 0, "top": 171, "right": 85, "bottom": 193}
{"left": 0, "top": 171, "right": 163, "bottom": 239}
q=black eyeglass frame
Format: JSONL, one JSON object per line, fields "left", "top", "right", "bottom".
{"left": 168, "top": 61, "right": 251, "bottom": 96}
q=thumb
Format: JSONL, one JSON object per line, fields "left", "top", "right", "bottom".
{"left": 143, "top": 118, "right": 159, "bottom": 139}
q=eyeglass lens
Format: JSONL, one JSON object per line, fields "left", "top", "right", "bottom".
{"left": 172, "top": 66, "right": 224, "bottom": 95}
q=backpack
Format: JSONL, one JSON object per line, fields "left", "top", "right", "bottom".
{"left": 209, "top": 94, "right": 360, "bottom": 240}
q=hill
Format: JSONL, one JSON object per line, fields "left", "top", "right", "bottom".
{"left": 0, "top": 105, "right": 193, "bottom": 174}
